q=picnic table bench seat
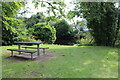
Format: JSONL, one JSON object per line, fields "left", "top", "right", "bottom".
{"left": 22, "top": 47, "right": 49, "bottom": 54}
{"left": 7, "top": 49, "right": 37, "bottom": 53}
{"left": 7, "top": 49, "right": 37, "bottom": 59}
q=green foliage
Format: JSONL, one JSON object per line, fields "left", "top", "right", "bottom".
{"left": 33, "top": 23, "right": 56, "bottom": 44}
{"left": 32, "top": 1, "right": 66, "bottom": 19}
{"left": 75, "top": 2, "right": 119, "bottom": 46}
{"left": 76, "top": 32, "right": 94, "bottom": 46}
{"left": 2, "top": 2, "right": 23, "bottom": 17}
{"left": 67, "top": 10, "right": 76, "bottom": 19}
{"left": 2, "top": 27, "right": 16, "bottom": 46}
{"left": 53, "top": 19, "right": 75, "bottom": 45}
{"left": 2, "top": 2, "right": 24, "bottom": 45}
{"left": 115, "top": 29, "right": 120, "bottom": 47}
{"left": 24, "top": 12, "right": 46, "bottom": 28}
{"left": 2, "top": 2, "right": 23, "bottom": 31}
{"left": 2, "top": 18, "right": 27, "bottom": 45}
{"left": 2, "top": 17, "right": 32, "bottom": 45}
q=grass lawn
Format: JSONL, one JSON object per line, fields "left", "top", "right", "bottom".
{"left": 1, "top": 44, "right": 118, "bottom": 78}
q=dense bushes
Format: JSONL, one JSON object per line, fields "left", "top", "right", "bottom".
{"left": 33, "top": 23, "right": 56, "bottom": 44}
{"left": 2, "top": 17, "right": 37, "bottom": 45}
{"left": 2, "top": 27, "right": 16, "bottom": 45}
{"left": 3, "top": 2, "right": 119, "bottom": 46}
{"left": 53, "top": 19, "right": 75, "bottom": 45}
{"left": 2, "top": 17, "right": 26, "bottom": 45}
{"left": 24, "top": 12, "right": 46, "bottom": 28}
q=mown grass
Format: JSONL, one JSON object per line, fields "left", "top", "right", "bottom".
{"left": 1, "top": 44, "right": 118, "bottom": 78}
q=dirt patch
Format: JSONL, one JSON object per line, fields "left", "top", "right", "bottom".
{"left": 6, "top": 56, "right": 30, "bottom": 62}
{"left": 5, "top": 51, "right": 64, "bottom": 62}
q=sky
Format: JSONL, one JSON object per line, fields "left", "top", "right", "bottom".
{"left": 18, "top": 0, "right": 82, "bottom": 24}
{"left": 20, "top": 0, "right": 75, "bottom": 18}
{"left": 18, "top": 0, "right": 119, "bottom": 24}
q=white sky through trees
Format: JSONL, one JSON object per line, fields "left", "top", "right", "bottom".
{"left": 20, "top": 0, "right": 75, "bottom": 18}
{"left": 18, "top": 0, "right": 119, "bottom": 24}
{"left": 18, "top": 0, "right": 82, "bottom": 24}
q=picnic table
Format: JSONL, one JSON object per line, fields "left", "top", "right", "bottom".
{"left": 15, "top": 42, "right": 43, "bottom": 56}
{"left": 7, "top": 42, "right": 49, "bottom": 59}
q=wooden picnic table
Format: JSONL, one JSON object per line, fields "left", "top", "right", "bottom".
{"left": 7, "top": 42, "right": 49, "bottom": 59}
{"left": 14, "top": 42, "right": 43, "bottom": 56}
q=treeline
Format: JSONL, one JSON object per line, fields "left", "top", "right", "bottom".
{"left": 1, "top": 2, "right": 120, "bottom": 47}
{"left": 75, "top": 2, "right": 120, "bottom": 46}
{"left": 2, "top": 2, "right": 78, "bottom": 45}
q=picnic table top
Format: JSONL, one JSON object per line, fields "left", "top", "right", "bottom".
{"left": 14, "top": 42, "right": 43, "bottom": 44}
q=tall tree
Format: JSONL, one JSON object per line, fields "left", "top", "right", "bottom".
{"left": 114, "top": 2, "right": 120, "bottom": 46}
{"left": 75, "top": 2, "right": 119, "bottom": 46}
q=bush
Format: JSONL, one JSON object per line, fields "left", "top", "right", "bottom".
{"left": 2, "top": 17, "right": 26, "bottom": 46}
{"left": 53, "top": 19, "right": 75, "bottom": 45}
{"left": 2, "top": 27, "right": 17, "bottom": 46}
{"left": 33, "top": 23, "right": 56, "bottom": 44}
{"left": 75, "top": 31, "right": 94, "bottom": 46}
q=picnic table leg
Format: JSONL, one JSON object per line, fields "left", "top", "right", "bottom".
{"left": 43, "top": 49, "right": 45, "bottom": 55}
{"left": 31, "top": 53, "right": 33, "bottom": 60}
{"left": 11, "top": 51, "right": 13, "bottom": 56}
{"left": 37, "top": 44, "right": 40, "bottom": 56}
{"left": 18, "top": 44, "right": 21, "bottom": 55}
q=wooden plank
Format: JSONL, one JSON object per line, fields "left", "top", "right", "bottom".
{"left": 14, "top": 53, "right": 38, "bottom": 59}
{"left": 14, "top": 42, "right": 43, "bottom": 44}
{"left": 14, "top": 52, "right": 45, "bottom": 59}
{"left": 22, "top": 47, "right": 49, "bottom": 49}
{"left": 7, "top": 49, "right": 37, "bottom": 53}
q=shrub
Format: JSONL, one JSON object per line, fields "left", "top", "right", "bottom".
{"left": 53, "top": 19, "right": 75, "bottom": 45}
{"left": 2, "top": 17, "right": 26, "bottom": 46}
{"left": 33, "top": 23, "right": 56, "bottom": 44}
{"left": 75, "top": 31, "right": 94, "bottom": 46}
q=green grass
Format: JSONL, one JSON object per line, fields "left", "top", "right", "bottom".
{"left": 1, "top": 44, "right": 118, "bottom": 78}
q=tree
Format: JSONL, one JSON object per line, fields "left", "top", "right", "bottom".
{"left": 115, "top": 2, "right": 120, "bottom": 47}
{"left": 24, "top": 12, "right": 46, "bottom": 28}
{"left": 2, "top": 2, "right": 24, "bottom": 45}
{"left": 2, "top": 17, "right": 27, "bottom": 45}
{"left": 33, "top": 0, "right": 66, "bottom": 17}
{"left": 75, "top": 2, "right": 119, "bottom": 46}
{"left": 23, "top": 12, "right": 57, "bottom": 44}
{"left": 67, "top": 10, "right": 77, "bottom": 25}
